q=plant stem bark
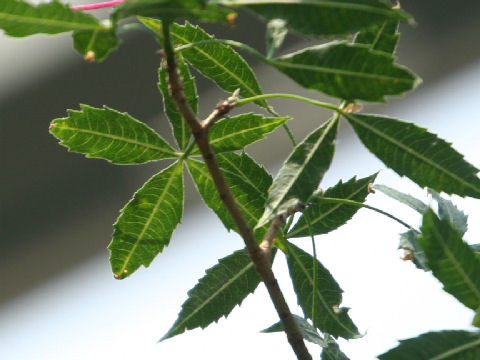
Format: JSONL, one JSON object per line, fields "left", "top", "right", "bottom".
{"left": 162, "top": 21, "right": 312, "bottom": 360}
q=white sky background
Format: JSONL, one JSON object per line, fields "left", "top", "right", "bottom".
{"left": 1, "top": 61, "right": 479, "bottom": 360}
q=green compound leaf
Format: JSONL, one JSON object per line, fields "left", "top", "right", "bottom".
{"left": 430, "top": 190, "right": 468, "bottom": 236}
{"left": 378, "top": 330, "right": 480, "bottom": 360}
{"left": 354, "top": 20, "right": 399, "bottom": 55}
{"left": 0, "top": 0, "right": 101, "bottom": 37}
{"left": 261, "top": 314, "right": 326, "bottom": 347}
{"left": 191, "top": 113, "right": 290, "bottom": 155}
{"left": 113, "top": 0, "right": 234, "bottom": 24}
{"left": 473, "top": 310, "right": 480, "bottom": 328}
{"left": 266, "top": 18, "right": 288, "bottom": 59}
{"left": 73, "top": 28, "right": 119, "bottom": 62}
{"left": 322, "top": 337, "right": 350, "bottom": 360}
{"left": 288, "top": 173, "right": 377, "bottom": 238}
{"left": 419, "top": 209, "right": 480, "bottom": 311}
{"left": 213, "top": 0, "right": 410, "bottom": 38}
{"left": 374, "top": 184, "right": 428, "bottom": 214}
{"left": 171, "top": 21, "right": 268, "bottom": 109}
{"left": 109, "top": 161, "right": 184, "bottom": 279}
{"left": 257, "top": 117, "right": 338, "bottom": 228}
{"left": 163, "top": 247, "right": 272, "bottom": 340}
{"left": 345, "top": 114, "right": 480, "bottom": 198}
{"left": 158, "top": 54, "right": 197, "bottom": 150}
{"left": 187, "top": 152, "right": 272, "bottom": 239}
{"left": 398, "top": 230, "right": 429, "bottom": 271}
{"left": 285, "top": 242, "right": 360, "bottom": 339}
{"left": 49, "top": 105, "right": 177, "bottom": 164}
{"left": 272, "top": 41, "right": 419, "bottom": 102}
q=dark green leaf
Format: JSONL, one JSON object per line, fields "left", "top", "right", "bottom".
{"left": 213, "top": 0, "right": 410, "bottom": 38}
{"left": 322, "top": 336, "right": 350, "bottom": 360}
{"left": 345, "top": 114, "right": 480, "bottom": 198}
{"left": 187, "top": 152, "right": 272, "bottom": 238}
{"left": 49, "top": 105, "right": 177, "bottom": 164}
{"left": 163, "top": 247, "right": 264, "bottom": 340}
{"left": 109, "top": 161, "right": 184, "bottom": 278}
{"left": 113, "top": 0, "right": 234, "bottom": 24}
{"left": 191, "top": 113, "right": 289, "bottom": 155}
{"left": 473, "top": 310, "right": 480, "bottom": 328}
{"left": 378, "top": 330, "right": 480, "bottom": 360}
{"left": 261, "top": 314, "right": 326, "bottom": 347}
{"left": 354, "top": 20, "right": 399, "bottom": 54}
{"left": 398, "top": 230, "right": 429, "bottom": 271}
{"left": 0, "top": 0, "right": 101, "bottom": 37}
{"left": 374, "top": 184, "right": 428, "bottom": 214}
{"left": 288, "top": 174, "right": 377, "bottom": 238}
{"left": 272, "top": 42, "right": 419, "bottom": 102}
{"left": 266, "top": 18, "right": 288, "bottom": 59}
{"left": 158, "top": 54, "right": 197, "bottom": 150}
{"left": 171, "top": 22, "right": 268, "bottom": 108}
{"left": 419, "top": 209, "right": 480, "bottom": 310}
{"left": 257, "top": 117, "right": 338, "bottom": 228}
{"left": 73, "top": 28, "right": 119, "bottom": 62}
{"left": 285, "top": 242, "right": 360, "bottom": 339}
{"left": 429, "top": 190, "right": 468, "bottom": 236}
{"left": 472, "top": 244, "right": 480, "bottom": 255}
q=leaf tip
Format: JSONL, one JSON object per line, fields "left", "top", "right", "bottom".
{"left": 84, "top": 50, "right": 96, "bottom": 63}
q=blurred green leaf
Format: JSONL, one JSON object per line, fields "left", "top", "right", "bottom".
{"left": 163, "top": 247, "right": 267, "bottom": 339}
{"left": 288, "top": 174, "right": 377, "bottom": 238}
{"left": 192, "top": 113, "right": 289, "bottom": 155}
{"left": 272, "top": 42, "right": 419, "bottom": 102}
{"left": 378, "top": 330, "right": 480, "bottom": 360}
{"left": 257, "top": 117, "right": 338, "bottom": 228}
{"left": 49, "top": 105, "right": 177, "bottom": 164}
{"left": 0, "top": 0, "right": 101, "bottom": 37}
{"left": 187, "top": 152, "right": 272, "bottom": 239}
{"left": 419, "top": 209, "right": 480, "bottom": 310}
{"left": 212, "top": 0, "right": 410, "bottom": 38}
{"left": 73, "top": 28, "right": 119, "bottom": 62}
{"left": 285, "top": 242, "right": 360, "bottom": 339}
{"left": 109, "top": 161, "right": 184, "bottom": 278}
{"left": 158, "top": 54, "right": 197, "bottom": 150}
{"left": 345, "top": 114, "right": 480, "bottom": 198}
{"left": 266, "top": 18, "right": 288, "bottom": 58}
{"left": 354, "top": 20, "right": 399, "bottom": 55}
{"left": 374, "top": 184, "right": 428, "bottom": 214}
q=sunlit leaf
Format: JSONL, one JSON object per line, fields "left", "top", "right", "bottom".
{"left": 158, "top": 54, "right": 197, "bottom": 150}
{"left": 191, "top": 113, "right": 290, "bottom": 155}
{"left": 272, "top": 42, "right": 419, "bottom": 102}
{"left": 73, "top": 28, "right": 119, "bottom": 62}
{"left": 163, "top": 247, "right": 267, "bottom": 339}
{"left": 257, "top": 117, "right": 338, "bottom": 228}
{"left": 285, "top": 242, "right": 360, "bottom": 339}
{"left": 288, "top": 174, "right": 377, "bottom": 237}
{"left": 378, "top": 330, "right": 480, "bottom": 360}
{"left": 345, "top": 114, "right": 480, "bottom": 198}
{"left": 109, "top": 161, "right": 184, "bottom": 278}
{"left": 0, "top": 0, "right": 101, "bottom": 37}
{"left": 419, "top": 209, "right": 480, "bottom": 310}
{"left": 49, "top": 105, "right": 177, "bottom": 164}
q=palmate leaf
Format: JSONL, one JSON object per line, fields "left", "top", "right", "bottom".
{"left": 163, "top": 247, "right": 273, "bottom": 340}
{"left": 322, "top": 337, "right": 350, "bottom": 360}
{"left": 419, "top": 209, "right": 480, "bottom": 311}
{"left": 113, "top": 0, "right": 234, "bottom": 24}
{"left": 257, "top": 117, "right": 338, "bottom": 228}
{"left": 170, "top": 22, "right": 269, "bottom": 109}
{"left": 158, "top": 54, "right": 197, "bottom": 150}
{"left": 374, "top": 184, "right": 428, "bottom": 214}
{"left": 187, "top": 152, "right": 272, "bottom": 239}
{"left": 285, "top": 242, "right": 360, "bottom": 339}
{"left": 261, "top": 314, "right": 326, "bottom": 347}
{"left": 73, "top": 28, "right": 119, "bottom": 62}
{"left": 49, "top": 105, "right": 177, "bottom": 164}
{"left": 0, "top": 0, "right": 101, "bottom": 37}
{"left": 430, "top": 190, "right": 468, "bottom": 236}
{"left": 345, "top": 114, "right": 480, "bottom": 198}
{"left": 212, "top": 0, "right": 410, "bottom": 38}
{"left": 378, "top": 330, "right": 480, "bottom": 360}
{"left": 191, "top": 113, "right": 290, "bottom": 155}
{"left": 109, "top": 161, "right": 184, "bottom": 279}
{"left": 354, "top": 20, "right": 399, "bottom": 55}
{"left": 271, "top": 41, "right": 419, "bottom": 102}
{"left": 288, "top": 173, "right": 377, "bottom": 238}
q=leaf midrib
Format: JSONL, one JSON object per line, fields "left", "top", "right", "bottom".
{"left": 429, "top": 335, "right": 480, "bottom": 360}
{"left": 347, "top": 115, "right": 480, "bottom": 194}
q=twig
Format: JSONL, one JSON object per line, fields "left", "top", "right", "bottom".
{"left": 162, "top": 21, "right": 312, "bottom": 360}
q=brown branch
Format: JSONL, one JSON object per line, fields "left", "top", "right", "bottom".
{"left": 162, "top": 22, "right": 312, "bottom": 360}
